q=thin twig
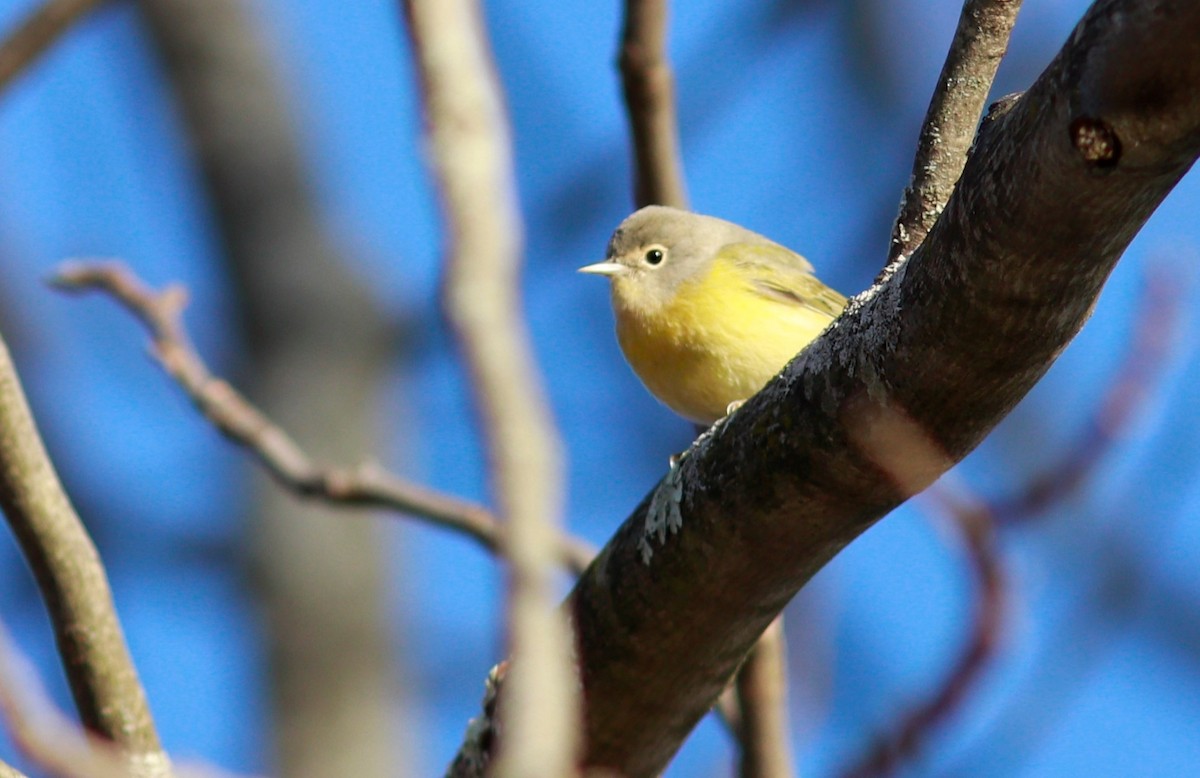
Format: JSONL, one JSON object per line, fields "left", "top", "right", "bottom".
{"left": 715, "top": 686, "right": 743, "bottom": 740}
{"left": 735, "top": 617, "right": 796, "bottom": 778}
{"left": 887, "top": 0, "right": 1024, "bottom": 265}
{"left": 0, "top": 0, "right": 105, "bottom": 94}
{"left": 995, "top": 264, "right": 1181, "bottom": 523}
{"left": 0, "top": 328, "right": 165, "bottom": 771}
{"left": 619, "top": 0, "right": 689, "bottom": 208}
{"left": 404, "top": 2, "right": 578, "bottom": 776}
{"left": 49, "top": 261, "right": 596, "bottom": 575}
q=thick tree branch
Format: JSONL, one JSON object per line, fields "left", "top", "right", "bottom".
{"left": 561, "top": 1, "right": 1200, "bottom": 774}
{"left": 0, "top": 333, "right": 166, "bottom": 774}
{"left": 0, "top": 0, "right": 104, "bottom": 94}
{"left": 888, "top": 0, "right": 1023, "bottom": 265}
{"left": 402, "top": 2, "right": 578, "bottom": 776}
{"left": 620, "top": 0, "right": 688, "bottom": 208}
{"left": 50, "top": 262, "right": 595, "bottom": 575}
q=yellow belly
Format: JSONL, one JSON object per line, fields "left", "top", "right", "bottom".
{"left": 613, "top": 264, "right": 837, "bottom": 424}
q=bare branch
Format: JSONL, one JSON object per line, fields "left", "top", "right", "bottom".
{"left": 619, "top": 0, "right": 689, "bottom": 208}
{"left": 0, "top": 0, "right": 105, "bottom": 94}
{"left": 0, "top": 331, "right": 164, "bottom": 770}
{"left": 559, "top": 1, "right": 1200, "bottom": 773}
{"left": 888, "top": 0, "right": 1024, "bottom": 265}
{"left": 403, "top": 2, "right": 578, "bottom": 776}
{"left": 49, "top": 261, "right": 596, "bottom": 575}
{"left": 735, "top": 617, "right": 796, "bottom": 778}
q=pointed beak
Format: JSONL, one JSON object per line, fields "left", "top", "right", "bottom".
{"left": 578, "top": 260, "right": 626, "bottom": 277}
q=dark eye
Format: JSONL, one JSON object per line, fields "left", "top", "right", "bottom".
{"left": 644, "top": 248, "right": 665, "bottom": 265}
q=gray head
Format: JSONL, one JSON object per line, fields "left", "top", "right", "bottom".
{"left": 579, "top": 206, "right": 779, "bottom": 314}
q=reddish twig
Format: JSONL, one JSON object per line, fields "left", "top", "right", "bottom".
{"left": 841, "top": 261, "right": 1182, "bottom": 777}
{"left": 0, "top": 0, "right": 106, "bottom": 94}
{"left": 840, "top": 492, "right": 1004, "bottom": 778}
{"left": 888, "top": 0, "right": 1024, "bottom": 266}
{"left": 622, "top": 2, "right": 790, "bottom": 760}
{"left": 619, "top": 0, "right": 688, "bottom": 208}
{"left": 50, "top": 261, "right": 595, "bottom": 574}
{"left": 995, "top": 265, "right": 1181, "bottom": 522}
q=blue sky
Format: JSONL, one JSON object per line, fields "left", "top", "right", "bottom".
{"left": 0, "top": 1, "right": 1198, "bottom": 775}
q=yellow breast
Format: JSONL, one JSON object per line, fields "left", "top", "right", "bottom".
{"left": 612, "top": 260, "right": 838, "bottom": 424}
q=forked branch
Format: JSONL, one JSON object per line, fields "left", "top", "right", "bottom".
{"left": 888, "top": 0, "right": 1024, "bottom": 265}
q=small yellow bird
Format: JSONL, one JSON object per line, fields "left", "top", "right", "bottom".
{"left": 580, "top": 206, "right": 848, "bottom": 425}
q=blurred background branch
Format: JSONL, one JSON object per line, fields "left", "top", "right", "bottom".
{"left": 0, "top": 616, "right": 147, "bottom": 778}
{"left": 403, "top": 0, "right": 578, "bottom": 775}
{"left": 0, "top": 615, "right": 260, "bottom": 778}
{"left": 993, "top": 266, "right": 1181, "bottom": 525}
{"left": 735, "top": 618, "right": 797, "bottom": 778}
{"left": 0, "top": 0, "right": 103, "bottom": 92}
{"left": 841, "top": 494, "right": 1004, "bottom": 778}
{"left": 128, "top": 1, "right": 401, "bottom": 773}
{"left": 843, "top": 259, "right": 1182, "bottom": 777}
{"left": 620, "top": 0, "right": 688, "bottom": 208}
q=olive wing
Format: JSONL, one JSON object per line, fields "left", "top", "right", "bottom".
{"left": 723, "top": 242, "right": 848, "bottom": 319}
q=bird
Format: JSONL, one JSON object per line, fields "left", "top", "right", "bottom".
{"left": 580, "top": 205, "right": 847, "bottom": 425}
